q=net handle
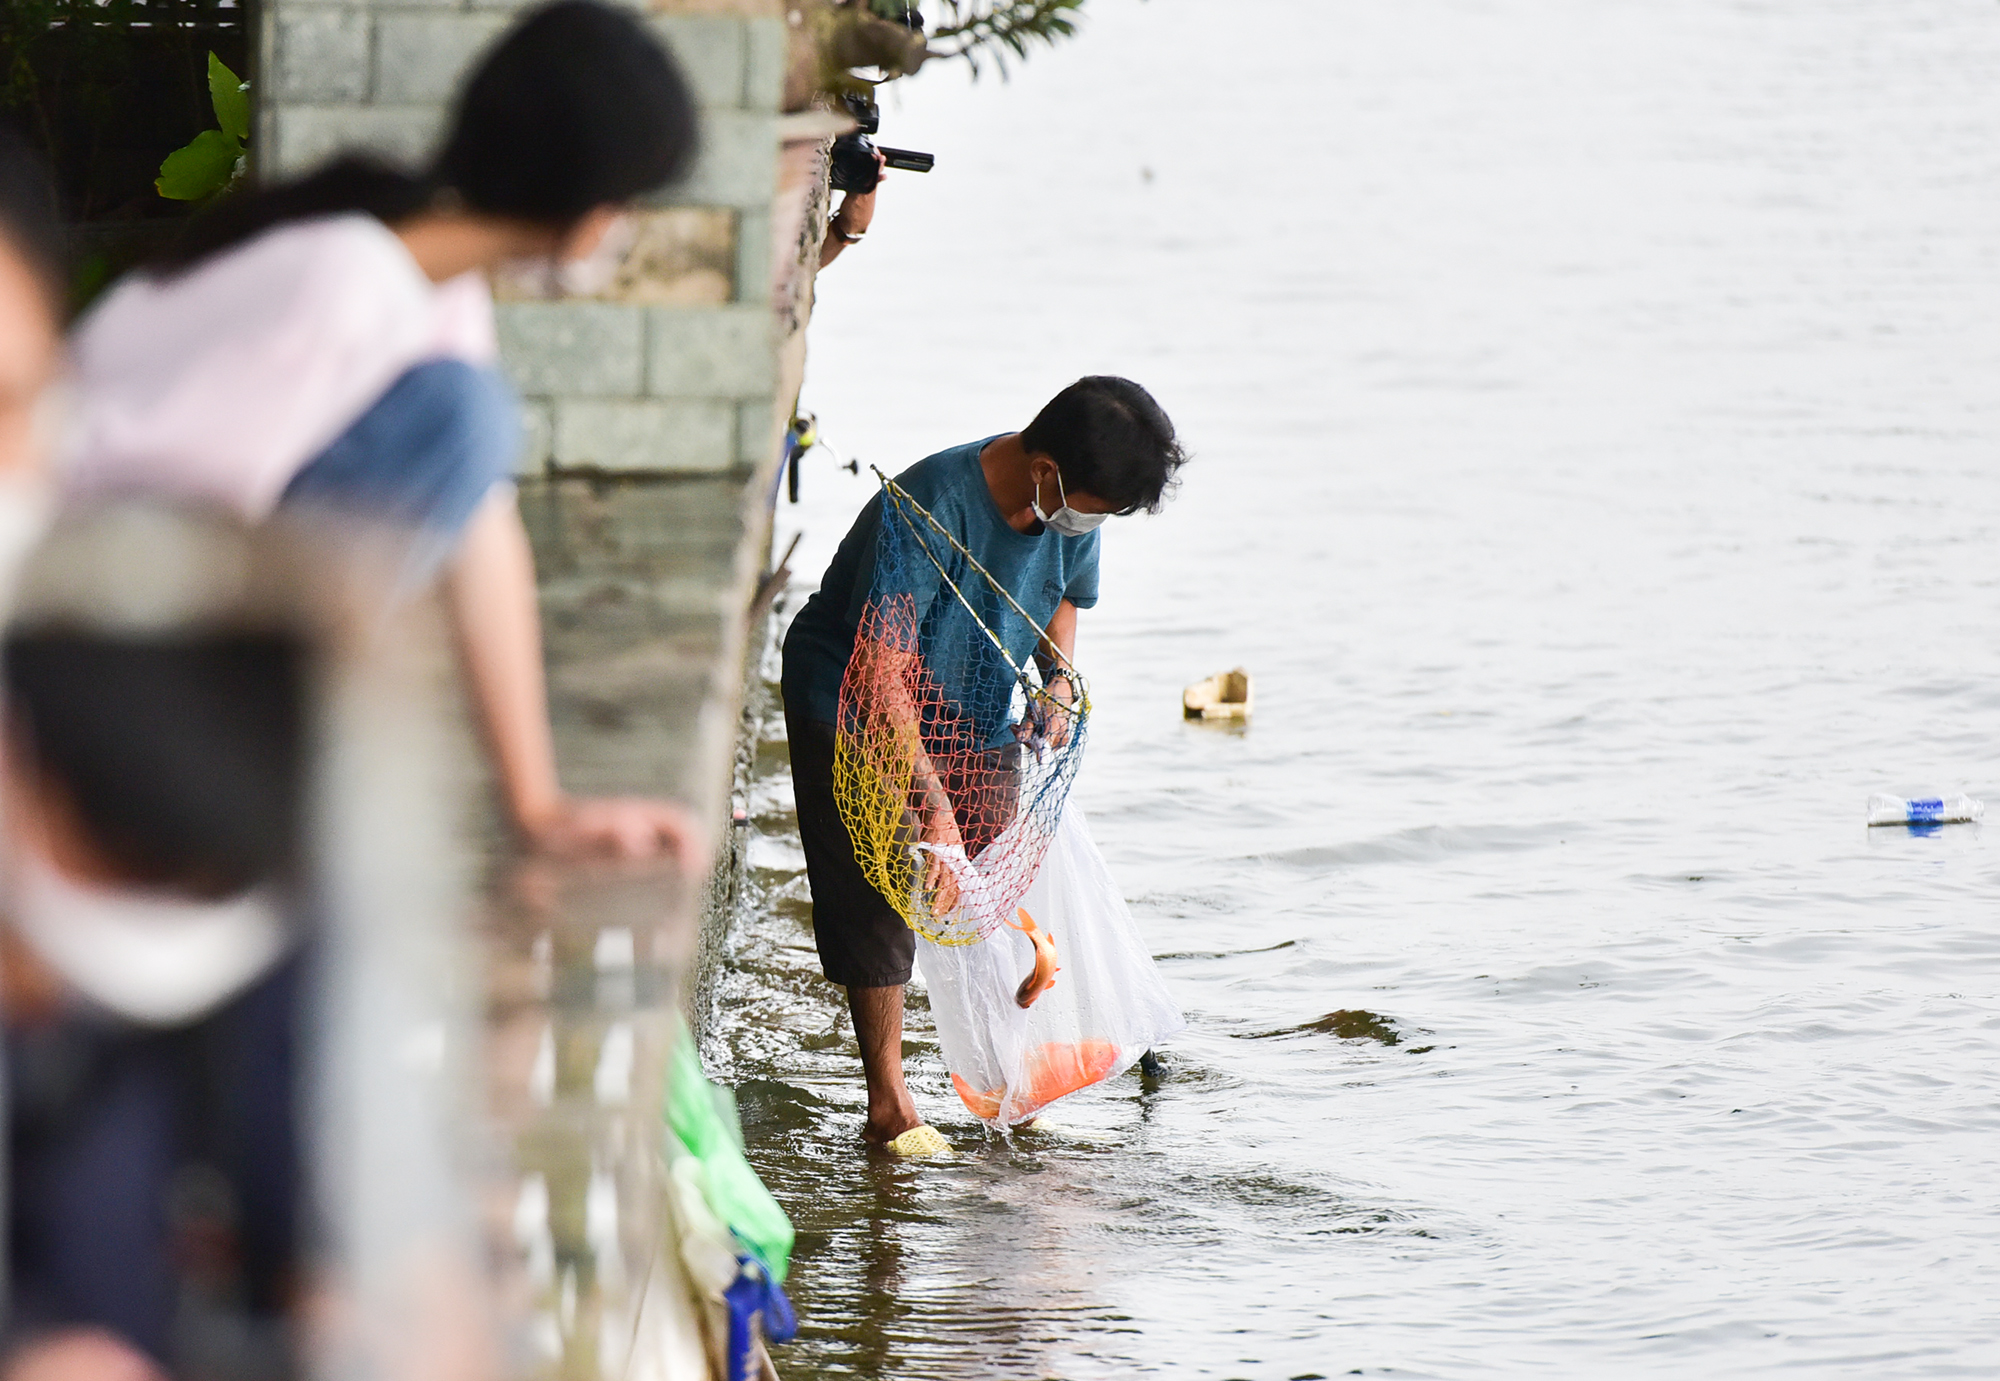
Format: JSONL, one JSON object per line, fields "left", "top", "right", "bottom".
{"left": 873, "top": 468, "right": 1088, "bottom": 707}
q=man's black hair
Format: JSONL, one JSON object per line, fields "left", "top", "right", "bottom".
{"left": 154, "top": 0, "right": 697, "bottom": 274}
{"left": 1018, "top": 376, "right": 1188, "bottom": 515}
{"left": 0, "top": 119, "right": 66, "bottom": 318}
{"left": 4, "top": 634, "right": 308, "bottom": 898}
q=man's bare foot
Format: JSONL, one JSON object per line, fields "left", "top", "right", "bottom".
{"left": 860, "top": 1103, "right": 923, "bottom": 1146}
{"left": 848, "top": 984, "right": 920, "bottom": 1146}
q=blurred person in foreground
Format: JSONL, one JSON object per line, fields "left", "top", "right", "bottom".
{"left": 780, "top": 378, "right": 1187, "bottom": 1152}
{"left": 1, "top": 510, "right": 498, "bottom": 1381}
{"left": 2, "top": 580, "right": 309, "bottom": 1381}
{"left": 61, "top": 0, "right": 708, "bottom": 865}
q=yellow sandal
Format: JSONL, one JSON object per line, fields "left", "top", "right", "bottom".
{"left": 884, "top": 1124, "right": 953, "bottom": 1159}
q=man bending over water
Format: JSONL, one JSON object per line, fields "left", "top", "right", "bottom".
{"left": 781, "top": 377, "right": 1186, "bottom": 1151}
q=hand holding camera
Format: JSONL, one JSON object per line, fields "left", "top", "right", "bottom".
{"left": 822, "top": 92, "right": 934, "bottom": 267}
{"left": 830, "top": 93, "right": 936, "bottom": 195}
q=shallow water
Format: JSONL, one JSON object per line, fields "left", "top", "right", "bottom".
{"left": 707, "top": 2, "right": 2000, "bottom": 1375}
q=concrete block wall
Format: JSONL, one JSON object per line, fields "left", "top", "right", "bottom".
{"left": 258, "top": 0, "right": 794, "bottom": 478}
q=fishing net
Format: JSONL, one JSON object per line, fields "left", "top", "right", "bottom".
{"left": 833, "top": 472, "right": 1089, "bottom": 946}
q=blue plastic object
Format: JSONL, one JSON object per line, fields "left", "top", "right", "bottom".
{"left": 724, "top": 1257, "right": 798, "bottom": 1380}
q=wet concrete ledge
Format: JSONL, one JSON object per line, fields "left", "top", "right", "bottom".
{"left": 520, "top": 470, "right": 776, "bottom": 1026}
{"left": 479, "top": 468, "right": 778, "bottom": 1374}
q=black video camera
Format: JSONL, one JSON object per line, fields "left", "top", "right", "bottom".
{"left": 830, "top": 93, "right": 935, "bottom": 195}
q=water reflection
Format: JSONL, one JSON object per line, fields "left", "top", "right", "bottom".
{"left": 480, "top": 857, "right": 694, "bottom": 1377}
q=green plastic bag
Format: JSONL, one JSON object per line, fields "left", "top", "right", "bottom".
{"left": 665, "top": 1016, "right": 794, "bottom": 1282}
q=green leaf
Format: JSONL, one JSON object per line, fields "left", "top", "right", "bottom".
{"left": 156, "top": 128, "right": 243, "bottom": 201}
{"left": 208, "top": 51, "right": 249, "bottom": 143}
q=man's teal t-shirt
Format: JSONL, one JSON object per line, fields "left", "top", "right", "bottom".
{"left": 781, "top": 436, "right": 1101, "bottom": 729}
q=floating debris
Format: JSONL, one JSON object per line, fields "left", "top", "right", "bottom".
{"left": 1184, "top": 667, "right": 1252, "bottom": 721}
{"left": 1866, "top": 792, "right": 1983, "bottom": 826}
{"left": 1243, "top": 1009, "right": 1401, "bottom": 1046}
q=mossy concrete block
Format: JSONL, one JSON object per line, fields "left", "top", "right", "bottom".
{"left": 651, "top": 16, "right": 747, "bottom": 109}
{"left": 497, "top": 303, "right": 647, "bottom": 398}
{"left": 519, "top": 471, "right": 751, "bottom": 800}
{"left": 599, "top": 208, "right": 737, "bottom": 306}
{"left": 646, "top": 306, "right": 774, "bottom": 399}
{"left": 270, "top": 9, "right": 372, "bottom": 104}
{"left": 268, "top": 104, "right": 440, "bottom": 176}
{"left": 732, "top": 208, "right": 771, "bottom": 304}
{"left": 653, "top": 111, "right": 777, "bottom": 210}
{"left": 374, "top": 13, "right": 509, "bottom": 105}
{"left": 742, "top": 18, "right": 788, "bottom": 113}
{"left": 553, "top": 400, "right": 737, "bottom": 473}
{"left": 737, "top": 397, "right": 779, "bottom": 468}
{"left": 518, "top": 399, "right": 553, "bottom": 476}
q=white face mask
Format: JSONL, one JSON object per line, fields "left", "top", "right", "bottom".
{"left": 1030, "top": 468, "right": 1109, "bottom": 537}
{"left": 7, "top": 846, "right": 287, "bottom": 1027}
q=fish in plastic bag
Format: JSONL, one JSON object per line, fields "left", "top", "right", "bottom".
{"left": 917, "top": 801, "right": 1184, "bottom": 1128}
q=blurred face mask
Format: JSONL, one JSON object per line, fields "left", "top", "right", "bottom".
{"left": 1031, "top": 467, "right": 1109, "bottom": 537}
{"left": 8, "top": 846, "right": 286, "bottom": 1026}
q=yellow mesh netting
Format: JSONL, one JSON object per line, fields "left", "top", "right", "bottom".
{"left": 832, "top": 472, "right": 1090, "bottom": 946}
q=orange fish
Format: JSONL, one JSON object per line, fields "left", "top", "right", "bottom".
{"left": 1004, "top": 907, "right": 1059, "bottom": 1008}
{"left": 950, "top": 1074, "right": 1003, "bottom": 1121}
{"left": 952, "top": 1040, "right": 1126, "bottom": 1122}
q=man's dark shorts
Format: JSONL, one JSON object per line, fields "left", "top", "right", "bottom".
{"left": 783, "top": 685, "right": 1022, "bottom": 990}
{"left": 782, "top": 686, "right": 914, "bottom": 988}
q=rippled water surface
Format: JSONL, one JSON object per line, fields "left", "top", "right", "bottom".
{"left": 708, "top": 2, "right": 2000, "bottom": 1375}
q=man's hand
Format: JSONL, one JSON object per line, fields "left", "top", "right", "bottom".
{"left": 522, "top": 794, "right": 712, "bottom": 866}
{"left": 1013, "top": 675, "right": 1075, "bottom": 751}
{"left": 820, "top": 152, "right": 887, "bottom": 268}
{"left": 1042, "top": 674, "right": 1076, "bottom": 749}
{"left": 919, "top": 802, "right": 964, "bottom": 915}
{"left": 836, "top": 185, "right": 879, "bottom": 238}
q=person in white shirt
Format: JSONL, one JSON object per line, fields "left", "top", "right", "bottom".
{"left": 64, "top": 0, "right": 711, "bottom": 865}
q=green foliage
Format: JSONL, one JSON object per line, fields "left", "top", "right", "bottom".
{"left": 926, "top": 0, "right": 1088, "bottom": 77}
{"left": 156, "top": 52, "right": 245, "bottom": 202}
{"left": 156, "top": 127, "right": 238, "bottom": 200}
{"left": 3, "top": 2, "right": 247, "bottom": 220}
{"left": 208, "top": 48, "right": 247, "bottom": 142}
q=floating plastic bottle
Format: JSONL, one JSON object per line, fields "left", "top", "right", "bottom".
{"left": 1866, "top": 793, "right": 1985, "bottom": 826}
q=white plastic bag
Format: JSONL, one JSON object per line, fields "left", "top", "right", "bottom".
{"left": 917, "top": 801, "right": 1184, "bottom": 1128}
